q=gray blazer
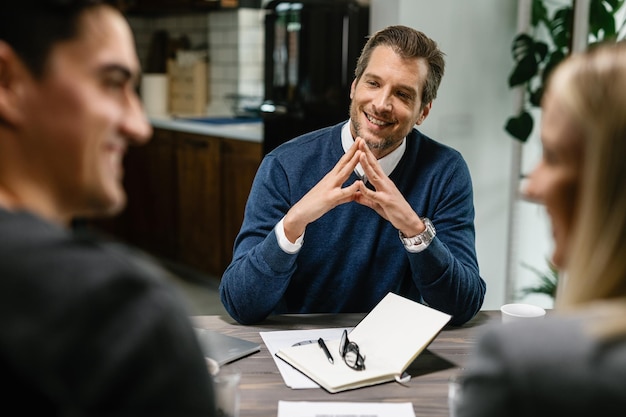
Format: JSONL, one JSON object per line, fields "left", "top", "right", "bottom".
{"left": 455, "top": 313, "right": 626, "bottom": 417}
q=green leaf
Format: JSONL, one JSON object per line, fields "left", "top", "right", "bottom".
{"left": 508, "top": 36, "right": 549, "bottom": 87}
{"left": 528, "top": 86, "right": 544, "bottom": 107}
{"left": 511, "top": 33, "right": 534, "bottom": 61}
{"left": 534, "top": 41, "right": 549, "bottom": 62}
{"left": 590, "top": 0, "right": 617, "bottom": 39}
{"left": 532, "top": 0, "right": 549, "bottom": 27}
{"left": 549, "top": 7, "right": 573, "bottom": 50}
{"left": 509, "top": 56, "right": 538, "bottom": 87}
{"left": 505, "top": 111, "right": 534, "bottom": 142}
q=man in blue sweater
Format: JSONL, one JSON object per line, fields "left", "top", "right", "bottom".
{"left": 220, "top": 25, "right": 485, "bottom": 325}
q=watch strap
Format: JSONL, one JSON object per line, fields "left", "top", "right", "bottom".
{"left": 399, "top": 217, "right": 436, "bottom": 253}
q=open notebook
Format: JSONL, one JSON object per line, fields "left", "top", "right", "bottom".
{"left": 194, "top": 328, "right": 260, "bottom": 366}
{"left": 275, "top": 292, "right": 451, "bottom": 393}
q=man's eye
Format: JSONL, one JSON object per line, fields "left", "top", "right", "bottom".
{"left": 397, "top": 91, "right": 410, "bottom": 100}
{"left": 105, "top": 78, "right": 125, "bottom": 89}
{"left": 102, "top": 73, "right": 130, "bottom": 90}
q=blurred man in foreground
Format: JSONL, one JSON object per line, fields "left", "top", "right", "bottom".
{"left": 0, "top": 1, "right": 215, "bottom": 415}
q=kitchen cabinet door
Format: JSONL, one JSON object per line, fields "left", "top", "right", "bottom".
{"left": 220, "top": 138, "right": 262, "bottom": 271}
{"left": 122, "top": 128, "right": 179, "bottom": 259}
{"left": 177, "top": 132, "right": 222, "bottom": 276}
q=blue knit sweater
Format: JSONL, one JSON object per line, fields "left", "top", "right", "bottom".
{"left": 220, "top": 122, "right": 485, "bottom": 325}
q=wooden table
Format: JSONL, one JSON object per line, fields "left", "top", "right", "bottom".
{"left": 193, "top": 311, "right": 499, "bottom": 417}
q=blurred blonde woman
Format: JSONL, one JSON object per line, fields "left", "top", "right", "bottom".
{"left": 454, "top": 41, "right": 626, "bottom": 417}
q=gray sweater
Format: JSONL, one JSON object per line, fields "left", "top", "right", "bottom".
{"left": 456, "top": 312, "right": 626, "bottom": 417}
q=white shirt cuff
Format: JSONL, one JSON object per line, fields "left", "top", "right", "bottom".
{"left": 276, "top": 217, "right": 304, "bottom": 254}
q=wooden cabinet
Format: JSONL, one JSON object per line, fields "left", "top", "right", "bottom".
{"left": 94, "top": 128, "right": 261, "bottom": 278}
{"left": 126, "top": 128, "right": 180, "bottom": 259}
{"left": 97, "top": 128, "right": 179, "bottom": 260}
{"left": 220, "top": 138, "right": 262, "bottom": 269}
{"left": 177, "top": 132, "right": 222, "bottom": 275}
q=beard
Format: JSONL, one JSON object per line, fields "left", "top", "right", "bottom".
{"left": 350, "top": 113, "right": 404, "bottom": 154}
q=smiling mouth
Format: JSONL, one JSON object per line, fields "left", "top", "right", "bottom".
{"left": 365, "top": 112, "right": 393, "bottom": 127}
{"left": 105, "top": 142, "right": 127, "bottom": 177}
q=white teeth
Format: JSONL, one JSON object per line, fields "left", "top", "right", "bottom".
{"left": 366, "top": 113, "right": 388, "bottom": 126}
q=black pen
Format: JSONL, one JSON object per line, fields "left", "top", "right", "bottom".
{"left": 318, "top": 338, "right": 334, "bottom": 364}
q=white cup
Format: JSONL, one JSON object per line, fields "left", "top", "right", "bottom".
{"left": 213, "top": 369, "right": 241, "bottom": 417}
{"left": 500, "top": 303, "right": 546, "bottom": 323}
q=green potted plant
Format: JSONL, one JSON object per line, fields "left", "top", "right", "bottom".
{"left": 505, "top": 0, "right": 625, "bottom": 142}
{"left": 519, "top": 261, "right": 559, "bottom": 301}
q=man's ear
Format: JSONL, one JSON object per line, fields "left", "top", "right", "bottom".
{"left": 0, "top": 41, "right": 30, "bottom": 127}
{"left": 415, "top": 101, "right": 432, "bottom": 125}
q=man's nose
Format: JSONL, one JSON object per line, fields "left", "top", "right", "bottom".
{"left": 122, "top": 95, "right": 153, "bottom": 145}
{"left": 372, "top": 89, "right": 393, "bottom": 112}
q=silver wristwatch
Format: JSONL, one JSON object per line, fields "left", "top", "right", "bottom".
{"left": 399, "top": 218, "right": 436, "bottom": 253}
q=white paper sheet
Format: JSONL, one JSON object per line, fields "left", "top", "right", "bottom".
{"left": 277, "top": 401, "right": 416, "bottom": 417}
{"left": 260, "top": 328, "right": 350, "bottom": 389}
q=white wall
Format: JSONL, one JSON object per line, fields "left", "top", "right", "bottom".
{"left": 207, "top": 9, "right": 265, "bottom": 116}
{"left": 371, "top": 0, "right": 522, "bottom": 310}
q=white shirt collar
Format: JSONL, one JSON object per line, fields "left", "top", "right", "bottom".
{"left": 341, "top": 121, "right": 406, "bottom": 183}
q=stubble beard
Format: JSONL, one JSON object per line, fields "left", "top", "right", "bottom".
{"left": 350, "top": 115, "right": 403, "bottom": 154}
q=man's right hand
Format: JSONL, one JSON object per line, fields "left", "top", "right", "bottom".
{"left": 282, "top": 138, "right": 365, "bottom": 243}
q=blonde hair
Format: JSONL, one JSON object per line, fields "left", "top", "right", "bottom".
{"left": 549, "top": 42, "right": 626, "bottom": 335}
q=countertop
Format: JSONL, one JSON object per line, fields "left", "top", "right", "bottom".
{"left": 149, "top": 115, "right": 263, "bottom": 143}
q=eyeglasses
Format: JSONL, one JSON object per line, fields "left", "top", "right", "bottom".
{"left": 339, "top": 329, "right": 366, "bottom": 370}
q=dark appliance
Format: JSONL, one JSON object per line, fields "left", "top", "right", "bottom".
{"left": 261, "top": 0, "right": 370, "bottom": 155}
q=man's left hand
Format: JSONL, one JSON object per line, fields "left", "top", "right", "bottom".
{"left": 353, "top": 137, "right": 426, "bottom": 237}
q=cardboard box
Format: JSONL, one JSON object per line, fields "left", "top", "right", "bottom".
{"left": 167, "top": 59, "right": 209, "bottom": 116}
